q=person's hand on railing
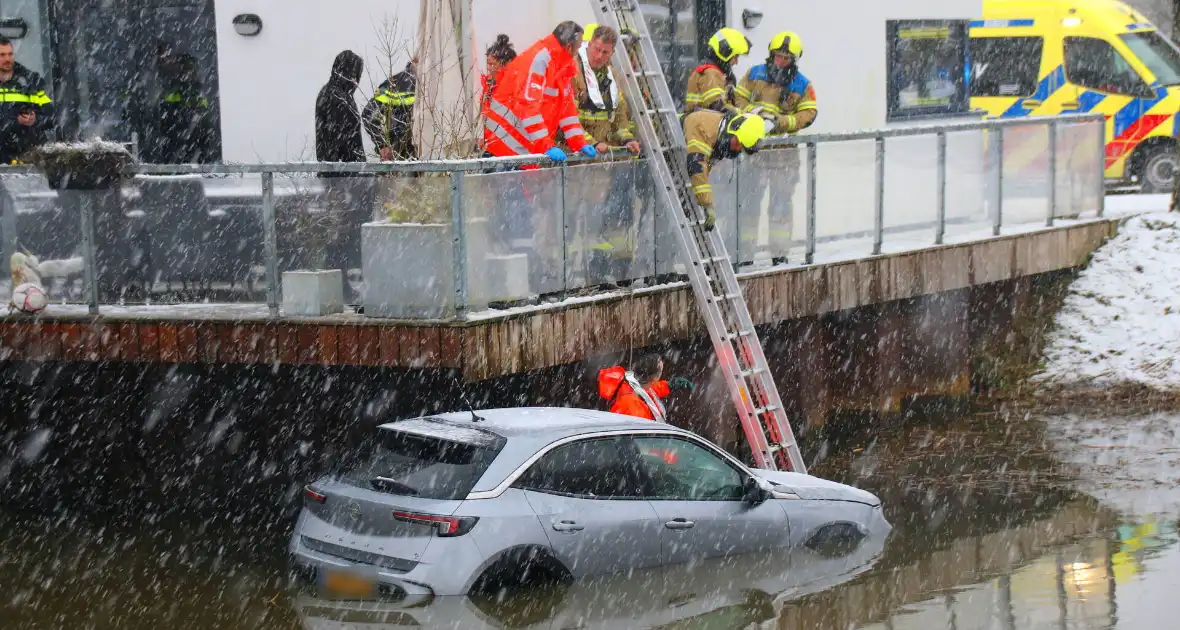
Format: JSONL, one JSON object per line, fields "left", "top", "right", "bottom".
{"left": 579, "top": 145, "right": 598, "bottom": 159}
{"left": 624, "top": 140, "right": 641, "bottom": 155}
{"left": 545, "top": 147, "right": 567, "bottom": 163}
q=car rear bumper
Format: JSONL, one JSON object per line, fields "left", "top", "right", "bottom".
{"left": 289, "top": 537, "right": 435, "bottom": 606}
{"left": 289, "top": 524, "right": 486, "bottom": 599}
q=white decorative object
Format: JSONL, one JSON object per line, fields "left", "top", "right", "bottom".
{"left": 11, "top": 282, "right": 47, "bottom": 313}
{"left": 282, "top": 269, "right": 344, "bottom": 317}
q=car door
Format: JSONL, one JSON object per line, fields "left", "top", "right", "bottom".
{"left": 628, "top": 435, "right": 790, "bottom": 566}
{"left": 515, "top": 436, "right": 663, "bottom": 579}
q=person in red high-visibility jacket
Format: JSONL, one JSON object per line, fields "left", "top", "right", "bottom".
{"left": 483, "top": 21, "right": 598, "bottom": 163}
{"left": 598, "top": 355, "right": 695, "bottom": 423}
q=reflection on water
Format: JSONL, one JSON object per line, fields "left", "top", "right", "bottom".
{"left": 4, "top": 412, "right": 1180, "bottom": 629}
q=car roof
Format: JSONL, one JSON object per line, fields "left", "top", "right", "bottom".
{"left": 378, "top": 407, "right": 665, "bottom": 440}
{"left": 376, "top": 408, "right": 698, "bottom": 495}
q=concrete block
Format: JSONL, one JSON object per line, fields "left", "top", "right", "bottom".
{"left": 362, "top": 221, "right": 453, "bottom": 319}
{"left": 282, "top": 269, "right": 344, "bottom": 317}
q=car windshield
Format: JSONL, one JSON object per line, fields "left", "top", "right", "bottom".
{"left": 1120, "top": 31, "right": 1180, "bottom": 86}
{"left": 335, "top": 420, "right": 506, "bottom": 500}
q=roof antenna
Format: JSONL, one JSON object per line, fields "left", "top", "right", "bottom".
{"left": 454, "top": 374, "right": 485, "bottom": 422}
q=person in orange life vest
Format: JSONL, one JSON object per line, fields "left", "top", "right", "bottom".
{"left": 598, "top": 354, "right": 695, "bottom": 423}
{"left": 479, "top": 34, "right": 518, "bottom": 151}
{"left": 482, "top": 21, "right": 598, "bottom": 165}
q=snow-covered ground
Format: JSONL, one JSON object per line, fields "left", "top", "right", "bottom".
{"left": 1036, "top": 209, "right": 1180, "bottom": 392}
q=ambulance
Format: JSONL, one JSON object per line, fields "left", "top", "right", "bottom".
{"left": 970, "top": 0, "right": 1180, "bottom": 191}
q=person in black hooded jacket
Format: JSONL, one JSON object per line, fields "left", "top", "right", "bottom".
{"left": 315, "top": 50, "right": 365, "bottom": 164}
{"left": 314, "top": 50, "right": 373, "bottom": 281}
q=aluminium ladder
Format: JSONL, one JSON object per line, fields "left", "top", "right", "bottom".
{"left": 590, "top": 0, "right": 807, "bottom": 474}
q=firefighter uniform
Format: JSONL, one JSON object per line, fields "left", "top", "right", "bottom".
{"left": 684, "top": 110, "right": 767, "bottom": 230}
{"left": 684, "top": 28, "right": 749, "bottom": 114}
{"left": 733, "top": 31, "right": 815, "bottom": 262}
{"left": 363, "top": 63, "right": 417, "bottom": 160}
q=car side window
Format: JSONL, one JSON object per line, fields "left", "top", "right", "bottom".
{"left": 629, "top": 436, "right": 745, "bottom": 501}
{"left": 1064, "top": 36, "right": 1149, "bottom": 96}
{"left": 514, "top": 437, "right": 644, "bottom": 499}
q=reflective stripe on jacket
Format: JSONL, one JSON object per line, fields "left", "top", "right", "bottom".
{"left": 733, "top": 65, "right": 817, "bottom": 135}
{"left": 482, "top": 34, "right": 588, "bottom": 157}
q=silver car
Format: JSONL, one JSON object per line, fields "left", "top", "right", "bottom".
{"left": 289, "top": 407, "right": 888, "bottom": 602}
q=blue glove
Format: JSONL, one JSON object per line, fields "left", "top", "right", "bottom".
{"left": 545, "top": 147, "right": 567, "bottom": 162}
{"left": 579, "top": 144, "right": 598, "bottom": 158}
{"left": 669, "top": 376, "right": 696, "bottom": 392}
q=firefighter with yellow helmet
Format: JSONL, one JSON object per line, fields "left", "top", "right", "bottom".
{"left": 685, "top": 27, "right": 750, "bottom": 114}
{"left": 684, "top": 110, "right": 769, "bottom": 231}
{"left": 733, "top": 31, "right": 816, "bottom": 264}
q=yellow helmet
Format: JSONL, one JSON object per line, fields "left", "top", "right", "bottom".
{"left": 707, "top": 27, "right": 751, "bottom": 63}
{"left": 769, "top": 31, "right": 803, "bottom": 58}
{"left": 583, "top": 23, "right": 598, "bottom": 42}
{"left": 727, "top": 113, "right": 767, "bottom": 150}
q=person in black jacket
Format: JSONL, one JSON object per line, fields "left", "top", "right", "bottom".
{"left": 315, "top": 50, "right": 365, "bottom": 164}
{"left": 363, "top": 58, "right": 416, "bottom": 161}
{"left": 0, "top": 37, "right": 54, "bottom": 164}
{"left": 314, "top": 50, "right": 372, "bottom": 279}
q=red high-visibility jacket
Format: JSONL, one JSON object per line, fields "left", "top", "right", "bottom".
{"left": 483, "top": 34, "right": 588, "bottom": 157}
{"left": 598, "top": 366, "right": 671, "bottom": 421}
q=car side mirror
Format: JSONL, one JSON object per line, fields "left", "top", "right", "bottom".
{"left": 743, "top": 476, "right": 770, "bottom": 504}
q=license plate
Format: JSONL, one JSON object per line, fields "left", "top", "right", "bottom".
{"left": 319, "top": 568, "right": 377, "bottom": 599}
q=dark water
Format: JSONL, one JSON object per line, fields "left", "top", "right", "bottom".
{"left": 2, "top": 380, "right": 1178, "bottom": 628}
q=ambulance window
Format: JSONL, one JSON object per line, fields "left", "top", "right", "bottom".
{"left": 1120, "top": 31, "right": 1180, "bottom": 86}
{"left": 1065, "top": 36, "right": 1150, "bottom": 96}
{"left": 970, "top": 37, "right": 1043, "bottom": 97}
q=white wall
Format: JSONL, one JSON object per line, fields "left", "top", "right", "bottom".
{"left": 731, "top": 0, "right": 982, "bottom": 133}
{"left": 214, "top": 0, "right": 982, "bottom": 162}
{"left": 215, "top": 0, "right": 421, "bottom": 163}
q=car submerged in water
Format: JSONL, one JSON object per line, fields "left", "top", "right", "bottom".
{"left": 289, "top": 407, "right": 889, "bottom": 602}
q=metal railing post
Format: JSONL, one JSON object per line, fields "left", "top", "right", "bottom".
{"left": 0, "top": 190, "right": 16, "bottom": 269}
{"left": 734, "top": 155, "right": 743, "bottom": 267}
{"left": 873, "top": 136, "right": 885, "bottom": 255}
{"left": 806, "top": 142, "right": 817, "bottom": 264}
{"left": 450, "top": 170, "right": 468, "bottom": 320}
{"left": 1096, "top": 120, "right": 1106, "bottom": 217}
{"left": 559, "top": 163, "right": 569, "bottom": 297}
{"left": 261, "top": 171, "right": 279, "bottom": 318}
{"left": 1047, "top": 119, "right": 1058, "bottom": 227}
{"left": 78, "top": 194, "right": 98, "bottom": 315}
{"left": 994, "top": 126, "right": 1005, "bottom": 236}
{"left": 936, "top": 131, "right": 947, "bottom": 245}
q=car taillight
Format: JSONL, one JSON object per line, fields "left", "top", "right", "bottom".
{"left": 392, "top": 510, "right": 479, "bottom": 537}
{"left": 304, "top": 486, "right": 326, "bottom": 504}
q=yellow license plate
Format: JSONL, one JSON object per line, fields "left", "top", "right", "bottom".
{"left": 320, "top": 569, "right": 377, "bottom": 599}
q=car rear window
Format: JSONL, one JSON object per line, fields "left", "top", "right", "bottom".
{"left": 335, "top": 420, "right": 506, "bottom": 500}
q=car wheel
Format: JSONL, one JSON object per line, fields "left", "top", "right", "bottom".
{"left": 469, "top": 546, "right": 572, "bottom": 596}
{"left": 1139, "top": 146, "right": 1178, "bottom": 193}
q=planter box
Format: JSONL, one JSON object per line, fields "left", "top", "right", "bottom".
{"left": 28, "top": 143, "right": 135, "bottom": 191}
{"left": 362, "top": 221, "right": 454, "bottom": 319}
{"left": 282, "top": 269, "right": 344, "bottom": 317}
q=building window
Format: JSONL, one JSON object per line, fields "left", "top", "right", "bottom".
{"left": 887, "top": 20, "right": 971, "bottom": 121}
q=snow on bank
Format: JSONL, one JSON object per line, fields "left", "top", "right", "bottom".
{"left": 1036, "top": 212, "right": 1180, "bottom": 391}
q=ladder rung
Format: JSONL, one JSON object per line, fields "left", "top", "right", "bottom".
{"left": 739, "top": 367, "right": 765, "bottom": 378}
{"left": 645, "top": 108, "right": 677, "bottom": 116}
{"left": 752, "top": 404, "right": 779, "bottom": 415}
{"left": 726, "top": 330, "right": 752, "bottom": 340}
